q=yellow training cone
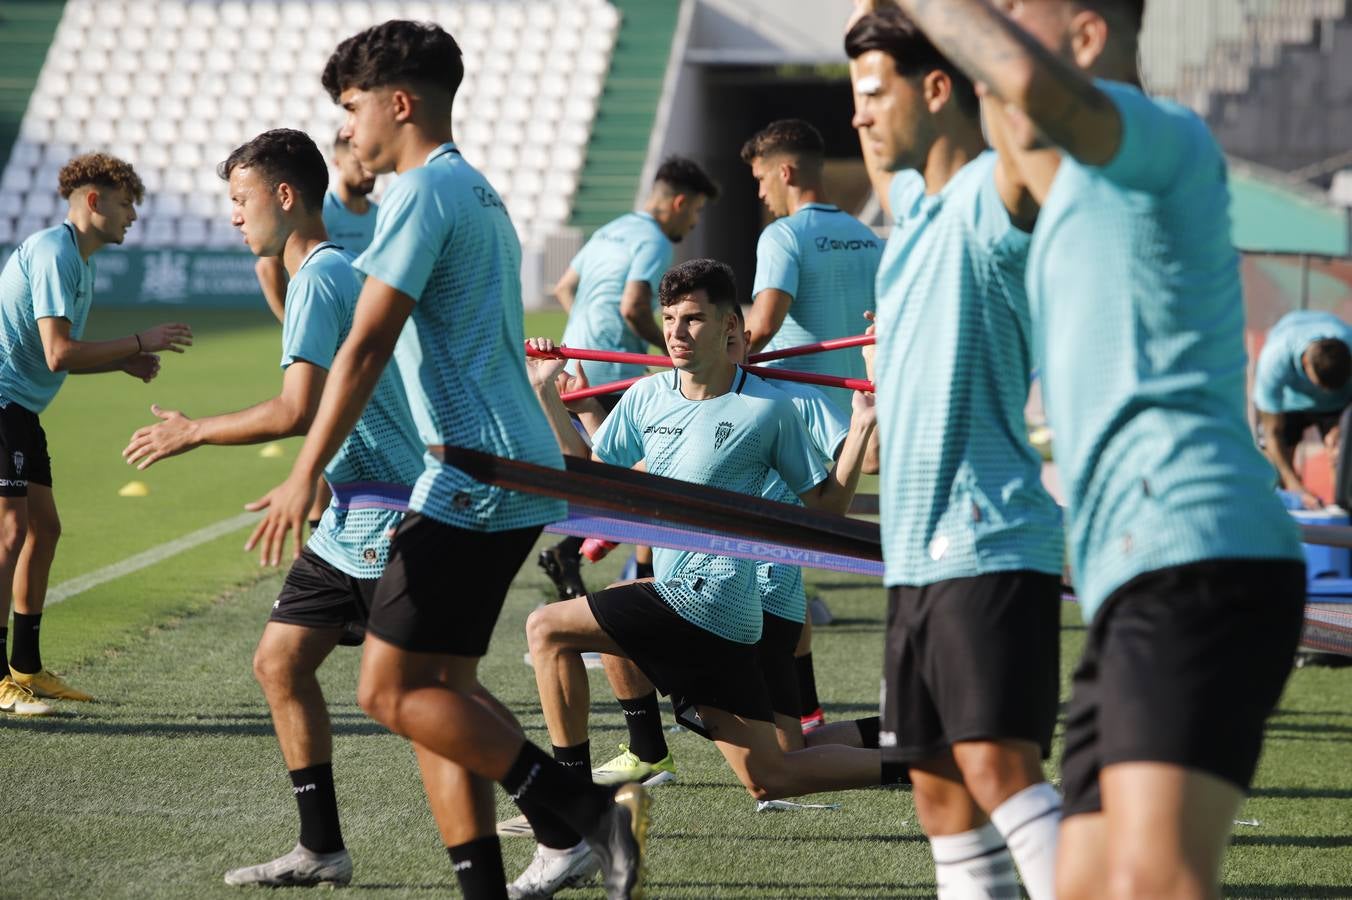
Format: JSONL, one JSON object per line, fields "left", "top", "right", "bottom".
{"left": 118, "top": 480, "right": 150, "bottom": 497}
{"left": 259, "top": 443, "right": 285, "bottom": 459}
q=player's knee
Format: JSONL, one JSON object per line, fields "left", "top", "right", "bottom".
{"left": 524, "top": 606, "right": 558, "bottom": 655}
{"left": 0, "top": 510, "right": 26, "bottom": 557}
{"left": 356, "top": 672, "right": 397, "bottom": 727}
{"left": 252, "top": 646, "right": 298, "bottom": 695}
{"left": 29, "top": 513, "right": 60, "bottom": 548}
{"left": 954, "top": 744, "right": 1033, "bottom": 809}
{"left": 737, "top": 756, "right": 788, "bottom": 801}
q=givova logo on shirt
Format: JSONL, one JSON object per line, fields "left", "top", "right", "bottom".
{"left": 815, "top": 236, "right": 879, "bottom": 252}
{"left": 473, "top": 186, "right": 506, "bottom": 212}
{"left": 714, "top": 421, "right": 733, "bottom": 449}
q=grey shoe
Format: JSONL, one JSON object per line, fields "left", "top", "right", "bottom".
{"left": 224, "top": 843, "right": 353, "bottom": 887}
{"left": 508, "top": 841, "right": 601, "bottom": 899}
{"left": 583, "top": 783, "right": 650, "bottom": 900}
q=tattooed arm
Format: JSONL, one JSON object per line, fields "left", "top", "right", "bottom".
{"left": 896, "top": 0, "right": 1123, "bottom": 166}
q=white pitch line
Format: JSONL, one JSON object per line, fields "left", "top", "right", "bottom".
{"left": 46, "top": 511, "right": 262, "bottom": 606}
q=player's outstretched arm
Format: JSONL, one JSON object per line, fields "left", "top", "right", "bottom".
{"left": 121, "top": 361, "right": 326, "bottom": 470}
{"left": 799, "top": 391, "right": 877, "bottom": 514}
{"left": 747, "top": 289, "right": 793, "bottom": 355}
{"left": 245, "top": 277, "right": 411, "bottom": 565}
{"left": 894, "top": 0, "right": 1122, "bottom": 165}
{"left": 38, "top": 318, "right": 192, "bottom": 373}
{"left": 553, "top": 267, "right": 581, "bottom": 315}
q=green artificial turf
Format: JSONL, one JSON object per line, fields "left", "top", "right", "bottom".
{"left": 7, "top": 305, "right": 1351, "bottom": 897}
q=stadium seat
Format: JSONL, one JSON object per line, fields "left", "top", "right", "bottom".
{"left": 0, "top": 219, "right": 15, "bottom": 244}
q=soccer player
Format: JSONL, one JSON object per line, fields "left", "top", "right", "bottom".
{"left": 589, "top": 302, "right": 870, "bottom": 791}
{"left": 514, "top": 260, "right": 901, "bottom": 895}
{"left": 539, "top": 156, "right": 719, "bottom": 602}
{"left": 742, "top": 118, "right": 882, "bottom": 416}
{"left": 254, "top": 131, "right": 379, "bottom": 530}
{"left": 243, "top": 21, "right": 648, "bottom": 900}
{"left": 0, "top": 153, "right": 191, "bottom": 717}
{"left": 254, "top": 132, "right": 379, "bottom": 324}
{"left": 119, "top": 128, "right": 424, "bottom": 887}
{"left": 890, "top": 0, "right": 1308, "bottom": 896}
{"left": 846, "top": 10, "right": 1065, "bottom": 898}
{"left": 1253, "top": 310, "right": 1352, "bottom": 509}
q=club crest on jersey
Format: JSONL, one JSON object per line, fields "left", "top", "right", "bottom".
{"left": 11, "top": 451, "right": 22, "bottom": 474}
{"left": 714, "top": 421, "right": 733, "bottom": 450}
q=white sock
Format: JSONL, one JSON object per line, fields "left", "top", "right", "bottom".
{"left": 929, "top": 822, "right": 1020, "bottom": 899}
{"left": 990, "top": 781, "right": 1062, "bottom": 900}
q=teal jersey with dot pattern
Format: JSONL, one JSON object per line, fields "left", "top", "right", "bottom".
{"left": 752, "top": 204, "right": 882, "bottom": 414}
{"left": 757, "top": 379, "right": 850, "bottom": 623}
{"left": 0, "top": 223, "right": 93, "bottom": 413}
{"left": 560, "top": 212, "right": 672, "bottom": 386}
{"left": 354, "top": 143, "right": 566, "bottom": 532}
{"left": 1028, "top": 82, "right": 1302, "bottom": 619}
{"left": 279, "top": 243, "right": 423, "bottom": 579}
{"left": 322, "top": 189, "right": 378, "bottom": 257}
{"left": 593, "top": 367, "right": 829, "bottom": 644}
{"left": 1253, "top": 310, "right": 1352, "bottom": 415}
{"left": 875, "top": 153, "right": 1063, "bottom": 589}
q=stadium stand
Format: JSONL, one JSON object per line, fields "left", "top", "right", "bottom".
{"left": 0, "top": 0, "right": 622, "bottom": 249}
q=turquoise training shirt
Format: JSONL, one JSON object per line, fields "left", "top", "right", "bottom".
{"left": 593, "top": 367, "right": 829, "bottom": 644}
{"left": 752, "top": 203, "right": 882, "bottom": 413}
{"left": 0, "top": 223, "right": 92, "bottom": 414}
{"left": 560, "top": 212, "right": 672, "bottom": 387}
{"left": 354, "top": 143, "right": 566, "bottom": 532}
{"left": 280, "top": 243, "right": 423, "bottom": 579}
{"left": 758, "top": 379, "right": 850, "bottom": 624}
{"left": 1253, "top": 310, "right": 1352, "bottom": 415}
{"left": 1027, "top": 81, "right": 1302, "bottom": 619}
{"left": 322, "top": 189, "right": 378, "bottom": 257}
{"left": 874, "top": 153, "right": 1063, "bottom": 589}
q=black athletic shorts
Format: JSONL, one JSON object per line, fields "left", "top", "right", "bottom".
{"left": 588, "top": 581, "right": 775, "bottom": 735}
{"left": 756, "top": 611, "right": 804, "bottom": 719}
{"left": 367, "top": 513, "right": 542, "bottom": 656}
{"left": 0, "top": 403, "right": 52, "bottom": 497}
{"left": 271, "top": 548, "right": 376, "bottom": 646}
{"left": 881, "top": 571, "right": 1061, "bottom": 764}
{"left": 1061, "top": 559, "right": 1306, "bottom": 818}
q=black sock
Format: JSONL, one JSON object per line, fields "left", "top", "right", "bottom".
{"left": 635, "top": 561, "right": 654, "bottom": 580}
{"left": 0, "top": 625, "right": 8, "bottom": 676}
{"left": 447, "top": 836, "right": 507, "bottom": 900}
{"left": 619, "top": 692, "right": 668, "bottom": 763}
{"left": 881, "top": 760, "right": 911, "bottom": 786}
{"left": 856, "top": 715, "right": 882, "bottom": 749}
{"left": 553, "top": 536, "right": 585, "bottom": 558}
{"left": 290, "top": 763, "right": 344, "bottom": 854}
{"left": 10, "top": 612, "right": 41, "bottom": 674}
{"left": 307, "top": 518, "right": 322, "bottom": 531}
{"left": 553, "top": 740, "right": 592, "bottom": 776}
{"left": 796, "top": 653, "right": 820, "bottom": 715}
{"left": 501, "top": 742, "right": 611, "bottom": 836}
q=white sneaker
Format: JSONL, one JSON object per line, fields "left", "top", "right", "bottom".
{"left": 223, "top": 843, "right": 352, "bottom": 887}
{"left": 507, "top": 841, "right": 600, "bottom": 899}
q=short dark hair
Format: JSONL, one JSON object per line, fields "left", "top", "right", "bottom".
{"left": 322, "top": 20, "right": 464, "bottom": 103}
{"left": 659, "top": 258, "right": 738, "bottom": 312}
{"left": 218, "top": 129, "right": 328, "bottom": 213}
{"left": 1309, "top": 338, "right": 1352, "bottom": 391}
{"left": 739, "top": 119, "right": 826, "bottom": 166}
{"left": 654, "top": 156, "right": 720, "bottom": 201}
{"left": 845, "top": 8, "right": 978, "bottom": 115}
{"left": 58, "top": 153, "right": 144, "bottom": 203}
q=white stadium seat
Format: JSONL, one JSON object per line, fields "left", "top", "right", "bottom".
{"left": 0, "top": 0, "right": 619, "bottom": 249}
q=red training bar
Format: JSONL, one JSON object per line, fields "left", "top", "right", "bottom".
{"left": 748, "top": 333, "right": 874, "bottom": 364}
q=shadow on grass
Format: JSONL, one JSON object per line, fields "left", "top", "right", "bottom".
{"left": 1250, "top": 786, "right": 1352, "bottom": 799}
{"left": 1223, "top": 885, "right": 1352, "bottom": 899}
{"left": 647, "top": 879, "right": 933, "bottom": 897}
{"left": 1230, "top": 834, "right": 1352, "bottom": 848}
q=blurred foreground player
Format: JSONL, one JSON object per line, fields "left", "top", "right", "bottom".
{"left": 121, "top": 129, "right": 424, "bottom": 887}
{"left": 0, "top": 153, "right": 191, "bottom": 716}
{"left": 892, "top": 0, "right": 1307, "bottom": 895}
{"left": 244, "top": 21, "right": 649, "bottom": 900}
